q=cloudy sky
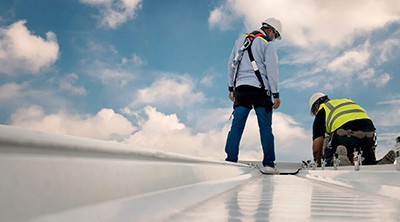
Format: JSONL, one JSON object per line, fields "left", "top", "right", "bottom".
{"left": 1, "top": 0, "right": 399, "bottom": 162}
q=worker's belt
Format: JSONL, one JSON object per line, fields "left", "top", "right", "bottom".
{"left": 336, "top": 129, "right": 375, "bottom": 139}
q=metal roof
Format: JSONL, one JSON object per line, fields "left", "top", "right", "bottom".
{"left": 168, "top": 170, "right": 400, "bottom": 222}
{"left": 1, "top": 125, "right": 399, "bottom": 222}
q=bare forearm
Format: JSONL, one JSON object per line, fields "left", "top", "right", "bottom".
{"left": 312, "top": 136, "right": 324, "bottom": 166}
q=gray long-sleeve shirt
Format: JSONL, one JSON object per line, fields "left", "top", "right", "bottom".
{"left": 228, "top": 30, "right": 279, "bottom": 96}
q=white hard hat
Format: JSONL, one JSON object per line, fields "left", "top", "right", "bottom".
{"left": 262, "top": 18, "right": 282, "bottom": 40}
{"left": 309, "top": 92, "right": 326, "bottom": 115}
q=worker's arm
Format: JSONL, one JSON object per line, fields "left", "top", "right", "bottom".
{"left": 312, "top": 136, "right": 324, "bottom": 166}
{"left": 272, "top": 97, "right": 280, "bottom": 109}
{"left": 229, "top": 91, "right": 235, "bottom": 103}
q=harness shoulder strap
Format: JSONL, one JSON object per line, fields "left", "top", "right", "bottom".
{"left": 247, "top": 31, "right": 268, "bottom": 42}
{"left": 233, "top": 31, "right": 270, "bottom": 94}
{"left": 246, "top": 31, "right": 269, "bottom": 92}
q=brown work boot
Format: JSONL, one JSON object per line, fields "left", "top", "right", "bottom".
{"left": 376, "top": 150, "right": 395, "bottom": 165}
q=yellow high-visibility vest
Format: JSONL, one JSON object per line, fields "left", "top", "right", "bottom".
{"left": 318, "top": 99, "right": 371, "bottom": 133}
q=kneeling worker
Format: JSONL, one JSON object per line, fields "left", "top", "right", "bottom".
{"left": 309, "top": 92, "right": 394, "bottom": 167}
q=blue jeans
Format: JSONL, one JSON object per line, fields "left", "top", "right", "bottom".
{"left": 225, "top": 105, "right": 275, "bottom": 167}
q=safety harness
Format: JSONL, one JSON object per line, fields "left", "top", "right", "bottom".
{"left": 336, "top": 129, "right": 375, "bottom": 139}
{"left": 228, "top": 31, "right": 272, "bottom": 120}
{"left": 232, "top": 31, "right": 271, "bottom": 96}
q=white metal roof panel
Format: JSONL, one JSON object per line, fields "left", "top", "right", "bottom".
{"left": 167, "top": 174, "right": 400, "bottom": 222}
{"left": 1, "top": 125, "right": 399, "bottom": 222}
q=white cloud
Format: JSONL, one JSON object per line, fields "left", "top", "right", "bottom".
{"left": 378, "top": 99, "right": 400, "bottom": 106}
{"left": 327, "top": 43, "right": 370, "bottom": 75}
{"left": 124, "top": 106, "right": 311, "bottom": 162}
{"left": 373, "top": 95, "right": 400, "bottom": 127}
{"left": 0, "top": 20, "right": 59, "bottom": 75}
{"left": 357, "top": 69, "right": 391, "bottom": 87}
{"left": 10, "top": 106, "right": 135, "bottom": 141}
{"left": 211, "top": 1, "right": 399, "bottom": 94}
{"left": 239, "top": 112, "right": 311, "bottom": 161}
{"left": 210, "top": 0, "right": 400, "bottom": 48}
{"left": 281, "top": 78, "right": 318, "bottom": 90}
{"left": 80, "top": 0, "right": 142, "bottom": 29}
{"left": 370, "top": 96, "right": 400, "bottom": 156}
{"left": 132, "top": 74, "right": 205, "bottom": 109}
{"left": 282, "top": 39, "right": 393, "bottom": 91}
{"left": 200, "top": 74, "right": 214, "bottom": 87}
{"left": 58, "top": 73, "right": 87, "bottom": 96}
{"left": 209, "top": 6, "right": 237, "bottom": 31}
{"left": 79, "top": 41, "right": 138, "bottom": 88}
{"left": 80, "top": 0, "right": 112, "bottom": 5}
{"left": 140, "top": 106, "right": 185, "bottom": 133}
{"left": 120, "top": 106, "right": 140, "bottom": 117}
{"left": 121, "top": 53, "right": 145, "bottom": 66}
{"left": 7, "top": 103, "right": 312, "bottom": 162}
{"left": 0, "top": 82, "right": 22, "bottom": 100}
{"left": 95, "top": 67, "right": 134, "bottom": 87}
{"left": 273, "top": 112, "right": 310, "bottom": 148}
{"left": 0, "top": 81, "right": 72, "bottom": 114}
{"left": 124, "top": 106, "right": 227, "bottom": 159}
{"left": 187, "top": 108, "right": 232, "bottom": 132}
{"left": 376, "top": 35, "right": 400, "bottom": 65}
{"left": 374, "top": 108, "right": 400, "bottom": 127}
{"left": 371, "top": 94, "right": 400, "bottom": 156}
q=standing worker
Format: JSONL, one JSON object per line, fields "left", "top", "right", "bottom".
{"left": 309, "top": 92, "right": 395, "bottom": 167}
{"left": 224, "top": 18, "right": 282, "bottom": 174}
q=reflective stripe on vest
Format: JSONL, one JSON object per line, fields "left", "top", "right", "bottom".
{"left": 318, "top": 99, "right": 371, "bottom": 133}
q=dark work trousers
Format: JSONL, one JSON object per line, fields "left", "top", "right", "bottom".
{"left": 324, "top": 133, "right": 376, "bottom": 166}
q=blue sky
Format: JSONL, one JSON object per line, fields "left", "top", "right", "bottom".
{"left": 1, "top": 0, "right": 399, "bottom": 162}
